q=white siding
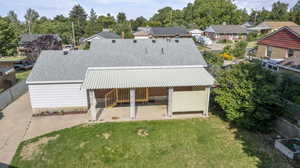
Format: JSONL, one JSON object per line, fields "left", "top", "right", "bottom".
{"left": 28, "top": 83, "right": 87, "bottom": 108}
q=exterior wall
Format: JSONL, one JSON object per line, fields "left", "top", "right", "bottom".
{"left": 28, "top": 83, "right": 88, "bottom": 114}
{"left": 256, "top": 45, "right": 300, "bottom": 59}
{"left": 205, "top": 32, "right": 246, "bottom": 41}
{"left": 172, "top": 86, "right": 209, "bottom": 113}
{"left": 256, "top": 45, "right": 267, "bottom": 58}
{"left": 134, "top": 36, "right": 150, "bottom": 39}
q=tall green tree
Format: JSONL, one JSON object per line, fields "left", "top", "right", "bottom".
{"left": 117, "top": 12, "right": 127, "bottom": 23}
{"left": 0, "top": 19, "right": 18, "bottom": 56}
{"left": 69, "top": 5, "right": 87, "bottom": 44}
{"left": 290, "top": 0, "right": 300, "bottom": 24}
{"left": 97, "top": 13, "right": 116, "bottom": 29}
{"left": 24, "top": 8, "right": 39, "bottom": 33}
{"left": 7, "top": 11, "right": 18, "bottom": 23}
{"left": 131, "top": 16, "right": 147, "bottom": 31}
{"left": 151, "top": 7, "right": 173, "bottom": 26}
{"left": 270, "top": 1, "right": 289, "bottom": 21}
{"left": 85, "top": 9, "right": 102, "bottom": 37}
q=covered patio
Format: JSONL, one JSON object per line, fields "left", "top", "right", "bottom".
{"left": 83, "top": 67, "right": 214, "bottom": 121}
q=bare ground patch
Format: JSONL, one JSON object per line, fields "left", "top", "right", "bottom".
{"left": 20, "top": 135, "right": 59, "bottom": 160}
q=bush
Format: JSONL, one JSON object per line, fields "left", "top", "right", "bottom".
{"left": 222, "top": 41, "right": 248, "bottom": 59}
{"left": 217, "top": 39, "right": 233, "bottom": 44}
{"left": 202, "top": 51, "right": 224, "bottom": 66}
{"left": 219, "top": 52, "right": 233, "bottom": 60}
{"left": 213, "top": 62, "right": 284, "bottom": 132}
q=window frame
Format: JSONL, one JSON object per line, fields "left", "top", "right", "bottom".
{"left": 266, "top": 46, "right": 272, "bottom": 57}
{"left": 288, "top": 48, "right": 294, "bottom": 57}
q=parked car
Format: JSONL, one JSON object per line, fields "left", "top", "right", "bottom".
{"left": 13, "top": 60, "right": 34, "bottom": 71}
{"left": 63, "top": 45, "right": 74, "bottom": 51}
{"left": 195, "top": 35, "right": 213, "bottom": 46}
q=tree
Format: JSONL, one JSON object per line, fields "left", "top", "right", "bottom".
{"left": 98, "top": 14, "right": 116, "bottom": 29}
{"left": 7, "top": 11, "right": 18, "bottom": 23}
{"left": 151, "top": 7, "right": 173, "bottom": 26}
{"left": 0, "top": 19, "right": 18, "bottom": 56}
{"left": 113, "top": 23, "right": 133, "bottom": 38}
{"left": 270, "top": 1, "right": 289, "bottom": 21}
{"left": 131, "top": 16, "right": 147, "bottom": 31}
{"left": 213, "top": 62, "right": 283, "bottom": 132}
{"left": 117, "top": 12, "right": 127, "bottom": 23}
{"left": 290, "top": 0, "right": 300, "bottom": 24}
{"left": 69, "top": 5, "right": 87, "bottom": 44}
{"left": 85, "top": 9, "right": 102, "bottom": 37}
{"left": 24, "top": 8, "right": 39, "bottom": 33}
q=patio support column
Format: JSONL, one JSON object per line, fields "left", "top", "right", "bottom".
{"left": 167, "top": 87, "right": 174, "bottom": 118}
{"left": 204, "top": 87, "right": 211, "bottom": 117}
{"left": 89, "top": 90, "right": 97, "bottom": 121}
{"left": 130, "top": 88, "right": 136, "bottom": 119}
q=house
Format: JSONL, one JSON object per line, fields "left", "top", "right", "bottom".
{"left": 256, "top": 26, "right": 300, "bottom": 60}
{"left": 249, "top": 21, "right": 298, "bottom": 34}
{"left": 18, "top": 34, "right": 62, "bottom": 60}
{"left": 242, "top": 21, "right": 254, "bottom": 28}
{"left": 133, "top": 27, "right": 191, "bottom": 39}
{"left": 82, "top": 31, "right": 121, "bottom": 43}
{"left": 204, "top": 25, "right": 248, "bottom": 41}
{"left": 27, "top": 39, "right": 214, "bottom": 121}
{"left": 188, "top": 29, "right": 204, "bottom": 37}
{"left": 0, "top": 67, "right": 16, "bottom": 90}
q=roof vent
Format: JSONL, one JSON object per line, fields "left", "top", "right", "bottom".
{"left": 152, "top": 40, "right": 156, "bottom": 43}
{"left": 133, "top": 40, "right": 137, "bottom": 43}
{"left": 112, "top": 40, "right": 116, "bottom": 43}
{"left": 63, "top": 50, "right": 68, "bottom": 55}
{"left": 175, "top": 39, "right": 179, "bottom": 43}
{"left": 161, "top": 48, "right": 165, "bottom": 55}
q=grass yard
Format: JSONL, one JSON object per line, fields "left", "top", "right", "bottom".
{"left": 11, "top": 116, "right": 291, "bottom": 168}
{"left": 0, "top": 56, "right": 26, "bottom": 61}
{"left": 16, "top": 70, "right": 31, "bottom": 82}
{"left": 247, "top": 41, "right": 258, "bottom": 48}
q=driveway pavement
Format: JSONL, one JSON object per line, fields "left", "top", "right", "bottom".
{"left": 207, "top": 43, "right": 226, "bottom": 51}
{"left": 0, "top": 93, "right": 89, "bottom": 167}
{"left": 0, "top": 93, "right": 32, "bottom": 167}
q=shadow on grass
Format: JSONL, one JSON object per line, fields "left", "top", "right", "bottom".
{"left": 0, "top": 162, "right": 17, "bottom": 168}
{"left": 210, "top": 99, "right": 292, "bottom": 168}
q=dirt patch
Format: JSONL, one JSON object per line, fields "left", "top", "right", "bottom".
{"left": 137, "top": 129, "right": 149, "bottom": 137}
{"left": 21, "top": 135, "right": 59, "bottom": 160}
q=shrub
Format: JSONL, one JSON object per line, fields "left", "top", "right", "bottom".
{"left": 219, "top": 52, "right": 234, "bottom": 60}
{"left": 232, "top": 41, "right": 248, "bottom": 59}
{"left": 203, "top": 51, "right": 224, "bottom": 66}
{"left": 213, "top": 62, "right": 284, "bottom": 132}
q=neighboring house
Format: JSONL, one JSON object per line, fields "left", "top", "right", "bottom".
{"left": 204, "top": 25, "right": 248, "bottom": 41}
{"left": 18, "top": 34, "right": 62, "bottom": 60}
{"left": 27, "top": 39, "right": 214, "bottom": 121}
{"left": 249, "top": 21, "right": 298, "bottom": 34}
{"left": 0, "top": 67, "right": 16, "bottom": 90}
{"left": 242, "top": 21, "right": 254, "bottom": 28}
{"left": 133, "top": 27, "right": 191, "bottom": 39}
{"left": 256, "top": 26, "right": 300, "bottom": 60}
{"left": 188, "top": 29, "right": 204, "bottom": 37}
{"left": 82, "top": 31, "right": 121, "bottom": 43}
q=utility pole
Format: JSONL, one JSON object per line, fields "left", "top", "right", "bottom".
{"left": 72, "top": 22, "right": 76, "bottom": 47}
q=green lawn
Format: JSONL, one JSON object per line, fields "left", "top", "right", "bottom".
{"left": 0, "top": 56, "right": 26, "bottom": 61}
{"left": 16, "top": 70, "right": 31, "bottom": 82}
{"left": 11, "top": 116, "right": 290, "bottom": 168}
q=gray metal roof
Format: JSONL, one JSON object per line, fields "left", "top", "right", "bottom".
{"left": 84, "top": 31, "right": 120, "bottom": 42}
{"left": 27, "top": 39, "right": 208, "bottom": 83}
{"left": 20, "top": 34, "right": 62, "bottom": 43}
{"left": 83, "top": 67, "right": 214, "bottom": 89}
{"left": 205, "top": 25, "right": 247, "bottom": 34}
{"left": 149, "top": 27, "right": 190, "bottom": 37}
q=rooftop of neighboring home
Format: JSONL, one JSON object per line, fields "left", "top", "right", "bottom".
{"left": 256, "top": 21, "right": 298, "bottom": 30}
{"left": 27, "top": 38, "right": 208, "bottom": 83}
{"left": 133, "top": 27, "right": 190, "bottom": 37}
{"left": 20, "top": 34, "right": 62, "bottom": 44}
{"left": 83, "top": 31, "right": 121, "bottom": 42}
{"left": 257, "top": 26, "right": 300, "bottom": 50}
{"left": 204, "top": 25, "right": 248, "bottom": 34}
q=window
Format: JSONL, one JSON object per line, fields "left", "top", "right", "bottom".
{"left": 267, "top": 46, "right": 272, "bottom": 57}
{"left": 288, "top": 48, "right": 294, "bottom": 57}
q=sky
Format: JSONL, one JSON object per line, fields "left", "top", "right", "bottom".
{"left": 0, "top": 0, "right": 298, "bottom": 20}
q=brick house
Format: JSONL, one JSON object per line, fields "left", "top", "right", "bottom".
{"left": 18, "top": 34, "right": 62, "bottom": 60}
{"left": 257, "top": 26, "right": 300, "bottom": 60}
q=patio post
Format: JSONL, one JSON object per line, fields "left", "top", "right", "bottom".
{"left": 204, "top": 87, "right": 211, "bottom": 117}
{"left": 168, "top": 87, "right": 174, "bottom": 117}
{"left": 130, "top": 88, "right": 136, "bottom": 119}
{"left": 88, "top": 90, "right": 97, "bottom": 121}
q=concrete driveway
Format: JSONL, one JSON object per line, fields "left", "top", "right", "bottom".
{"left": 0, "top": 93, "right": 32, "bottom": 167}
{"left": 0, "top": 93, "right": 88, "bottom": 167}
